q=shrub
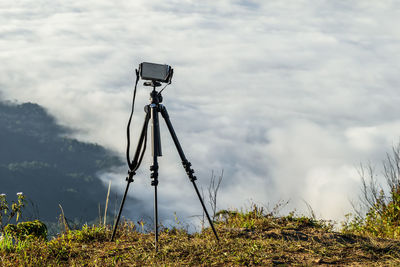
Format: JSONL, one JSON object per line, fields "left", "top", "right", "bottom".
{"left": 343, "top": 143, "right": 400, "bottom": 239}
{"left": 4, "top": 220, "right": 47, "bottom": 240}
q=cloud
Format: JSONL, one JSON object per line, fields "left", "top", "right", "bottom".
{"left": 1, "top": 1, "right": 400, "bottom": 223}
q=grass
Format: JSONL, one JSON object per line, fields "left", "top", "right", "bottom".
{"left": 1, "top": 206, "right": 400, "bottom": 266}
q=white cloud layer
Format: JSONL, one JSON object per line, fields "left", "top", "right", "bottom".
{"left": 1, "top": 1, "right": 400, "bottom": 223}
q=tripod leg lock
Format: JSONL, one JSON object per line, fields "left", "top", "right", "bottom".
{"left": 150, "top": 164, "right": 159, "bottom": 171}
{"left": 126, "top": 170, "right": 136, "bottom": 183}
{"left": 150, "top": 164, "right": 159, "bottom": 185}
{"left": 182, "top": 160, "right": 197, "bottom": 182}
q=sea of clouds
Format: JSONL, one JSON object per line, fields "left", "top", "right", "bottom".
{"left": 1, "top": 0, "right": 400, "bottom": 226}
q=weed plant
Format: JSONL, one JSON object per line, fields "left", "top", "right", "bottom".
{"left": 0, "top": 192, "right": 25, "bottom": 231}
{"left": 342, "top": 143, "right": 400, "bottom": 239}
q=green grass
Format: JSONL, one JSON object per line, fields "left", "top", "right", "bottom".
{"left": 1, "top": 207, "right": 400, "bottom": 266}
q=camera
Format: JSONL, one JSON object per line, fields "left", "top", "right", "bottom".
{"left": 139, "top": 62, "right": 173, "bottom": 83}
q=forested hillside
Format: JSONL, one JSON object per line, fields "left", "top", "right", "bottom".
{"left": 0, "top": 101, "right": 122, "bottom": 222}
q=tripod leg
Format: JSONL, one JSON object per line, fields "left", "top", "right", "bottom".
{"left": 153, "top": 169, "right": 159, "bottom": 251}
{"left": 111, "top": 111, "right": 150, "bottom": 241}
{"left": 150, "top": 102, "right": 160, "bottom": 251}
{"left": 150, "top": 157, "right": 159, "bottom": 251}
{"left": 111, "top": 171, "right": 134, "bottom": 241}
{"left": 160, "top": 106, "right": 220, "bottom": 241}
{"left": 131, "top": 108, "right": 150, "bottom": 170}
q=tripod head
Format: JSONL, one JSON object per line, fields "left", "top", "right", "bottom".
{"left": 143, "top": 79, "right": 165, "bottom": 105}
{"left": 150, "top": 88, "right": 163, "bottom": 105}
{"left": 143, "top": 80, "right": 162, "bottom": 88}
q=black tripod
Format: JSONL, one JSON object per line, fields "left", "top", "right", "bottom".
{"left": 111, "top": 82, "right": 219, "bottom": 250}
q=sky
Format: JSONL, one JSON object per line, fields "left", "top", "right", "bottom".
{"left": 1, "top": 0, "right": 400, "bottom": 225}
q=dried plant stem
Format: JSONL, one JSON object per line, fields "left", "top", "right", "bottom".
{"left": 104, "top": 181, "right": 111, "bottom": 226}
{"left": 59, "top": 204, "right": 69, "bottom": 232}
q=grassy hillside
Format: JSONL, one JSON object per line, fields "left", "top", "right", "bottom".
{"left": 1, "top": 207, "right": 399, "bottom": 266}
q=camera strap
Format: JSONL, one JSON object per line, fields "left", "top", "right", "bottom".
{"left": 126, "top": 69, "right": 140, "bottom": 170}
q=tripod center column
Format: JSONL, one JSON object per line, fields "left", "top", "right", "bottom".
{"left": 150, "top": 90, "right": 162, "bottom": 158}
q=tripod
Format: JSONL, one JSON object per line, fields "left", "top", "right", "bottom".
{"left": 111, "top": 82, "right": 219, "bottom": 251}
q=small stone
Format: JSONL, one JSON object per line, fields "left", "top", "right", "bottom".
{"left": 314, "top": 258, "right": 323, "bottom": 264}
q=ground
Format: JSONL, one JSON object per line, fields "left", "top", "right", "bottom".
{"left": 1, "top": 208, "right": 400, "bottom": 266}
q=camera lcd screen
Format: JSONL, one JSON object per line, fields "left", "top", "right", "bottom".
{"left": 140, "top": 62, "right": 171, "bottom": 82}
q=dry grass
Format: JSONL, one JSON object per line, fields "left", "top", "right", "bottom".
{"left": 1, "top": 208, "right": 400, "bottom": 266}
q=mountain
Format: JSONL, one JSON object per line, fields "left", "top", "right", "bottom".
{"left": 0, "top": 101, "right": 123, "bottom": 222}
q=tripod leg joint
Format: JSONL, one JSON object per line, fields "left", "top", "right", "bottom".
{"left": 150, "top": 164, "right": 159, "bottom": 171}
{"left": 126, "top": 170, "right": 136, "bottom": 183}
{"left": 150, "top": 164, "right": 159, "bottom": 185}
{"left": 182, "top": 160, "right": 197, "bottom": 182}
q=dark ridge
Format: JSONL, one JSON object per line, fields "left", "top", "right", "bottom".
{"left": 0, "top": 100, "right": 123, "bottom": 222}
